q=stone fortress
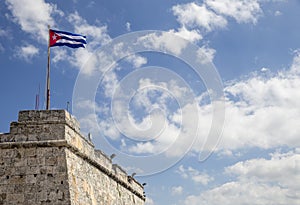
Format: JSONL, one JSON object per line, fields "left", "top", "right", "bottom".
{"left": 0, "top": 110, "right": 145, "bottom": 205}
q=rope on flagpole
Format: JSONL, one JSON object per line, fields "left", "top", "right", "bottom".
{"left": 46, "top": 25, "right": 51, "bottom": 110}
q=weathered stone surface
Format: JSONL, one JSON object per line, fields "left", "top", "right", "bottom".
{"left": 0, "top": 110, "right": 145, "bottom": 205}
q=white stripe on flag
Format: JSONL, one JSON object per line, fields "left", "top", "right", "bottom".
{"left": 59, "top": 33, "right": 86, "bottom": 41}
{"left": 56, "top": 39, "right": 85, "bottom": 45}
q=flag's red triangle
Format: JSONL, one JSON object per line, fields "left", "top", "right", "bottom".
{"left": 49, "top": 30, "right": 61, "bottom": 47}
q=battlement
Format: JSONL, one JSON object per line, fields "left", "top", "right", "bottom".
{"left": 0, "top": 110, "right": 145, "bottom": 205}
{"left": 2, "top": 110, "right": 82, "bottom": 142}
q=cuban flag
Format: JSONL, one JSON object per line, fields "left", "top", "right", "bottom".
{"left": 49, "top": 29, "right": 86, "bottom": 48}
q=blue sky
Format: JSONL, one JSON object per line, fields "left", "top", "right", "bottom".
{"left": 1, "top": 0, "right": 300, "bottom": 204}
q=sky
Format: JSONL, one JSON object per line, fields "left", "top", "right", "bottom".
{"left": 1, "top": 0, "right": 300, "bottom": 204}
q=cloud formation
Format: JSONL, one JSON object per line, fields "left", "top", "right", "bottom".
{"left": 171, "top": 0, "right": 264, "bottom": 60}
{"left": 172, "top": 2, "right": 227, "bottom": 32}
{"left": 14, "top": 44, "right": 39, "bottom": 61}
{"left": 5, "top": 0, "right": 63, "bottom": 41}
{"left": 184, "top": 149, "right": 300, "bottom": 205}
{"left": 171, "top": 186, "right": 183, "bottom": 195}
{"left": 176, "top": 165, "right": 214, "bottom": 185}
{"left": 205, "top": 0, "right": 262, "bottom": 24}
{"left": 92, "top": 47, "right": 300, "bottom": 161}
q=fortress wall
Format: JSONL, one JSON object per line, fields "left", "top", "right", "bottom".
{"left": 0, "top": 110, "right": 145, "bottom": 205}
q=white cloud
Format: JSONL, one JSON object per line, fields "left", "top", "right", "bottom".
{"left": 0, "top": 29, "right": 9, "bottom": 37}
{"left": 184, "top": 180, "right": 299, "bottom": 205}
{"left": 260, "top": 67, "right": 269, "bottom": 72}
{"left": 169, "top": 27, "right": 202, "bottom": 43}
{"left": 102, "top": 68, "right": 119, "bottom": 97}
{"left": 145, "top": 197, "right": 154, "bottom": 205}
{"left": 14, "top": 44, "right": 39, "bottom": 61}
{"left": 111, "top": 42, "right": 148, "bottom": 69}
{"left": 92, "top": 73, "right": 211, "bottom": 158}
{"left": 74, "top": 100, "right": 103, "bottom": 135}
{"left": 274, "top": 10, "right": 282, "bottom": 16}
{"left": 172, "top": 2, "right": 227, "bottom": 32}
{"left": 79, "top": 50, "right": 300, "bottom": 159}
{"left": 217, "top": 149, "right": 244, "bottom": 159}
{"left": 126, "top": 22, "right": 131, "bottom": 32}
{"left": 98, "top": 118, "right": 120, "bottom": 140}
{"left": 171, "top": 186, "right": 183, "bottom": 195}
{"left": 87, "top": 1, "right": 96, "bottom": 8}
{"left": 176, "top": 165, "right": 214, "bottom": 185}
{"left": 124, "top": 54, "right": 147, "bottom": 68}
{"left": 184, "top": 150, "right": 300, "bottom": 205}
{"left": 126, "top": 121, "right": 180, "bottom": 155}
{"left": 137, "top": 31, "right": 188, "bottom": 55}
{"left": 5, "top": 0, "right": 63, "bottom": 41}
{"left": 70, "top": 7, "right": 300, "bottom": 162}
{"left": 218, "top": 73, "right": 300, "bottom": 150}
{"left": 75, "top": 99, "right": 103, "bottom": 113}
{"left": 109, "top": 78, "right": 199, "bottom": 157}
{"left": 290, "top": 49, "right": 300, "bottom": 74}
{"left": 205, "top": 0, "right": 262, "bottom": 24}
{"left": 192, "top": 51, "right": 300, "bottom": 153}
{"left": 68, "top": 11, "right": 111, "bottom": 48}
{"left": 225, "top": 149, "right": 300, "bottom": 189}
{"left": 170, "top": 0, "right": 264, "bottom": 47}
{"left": 52, "top": 48, "right": 68, "bottom": 63}
{"left": 197, "top": 45, "right": 216, "bottom": 63}
{"left": 74, "top": 99, "right": 120, "bottom": 140}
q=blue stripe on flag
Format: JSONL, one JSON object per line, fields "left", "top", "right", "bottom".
{"left": 52, "top": 42, "right": 86, "bottom": 48}
{"left": 51, "top": 29, "right": 86, "bottom": 38}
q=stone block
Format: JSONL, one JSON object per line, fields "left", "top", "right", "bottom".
{"left": 6, "top": 193, "right": 24, "bottom": 203}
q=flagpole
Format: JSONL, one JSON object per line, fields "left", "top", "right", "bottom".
{"left": 46, "top": 25, "right": 50, "bottom": 110}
